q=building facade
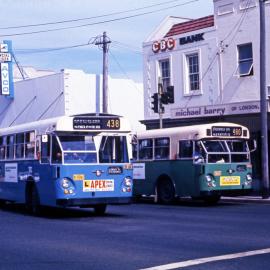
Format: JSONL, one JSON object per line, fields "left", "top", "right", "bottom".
{"left": 142, "top": 0, "right": 270, "bottom": 180}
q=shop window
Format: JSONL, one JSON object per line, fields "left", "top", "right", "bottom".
{"left": 158, "top": 59, "right": 171, "bottom": 91}
{"left": 154, "top": 137, "right": 170, "bottom": 160}
{"left": 236, "top": 43, "right": 253, "bottom": 77}
{"left": 184, "top": 52, "right": 201, "bottom": 94}
{"left": 138, "top": 139, "right": 153, "bottom": 160}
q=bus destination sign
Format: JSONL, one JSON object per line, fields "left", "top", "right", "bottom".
{"left": 211, "top": 126, "right": 242, "bottom": 137}
{"left": 73, "top": 117, "right": 120, "bottom": 130}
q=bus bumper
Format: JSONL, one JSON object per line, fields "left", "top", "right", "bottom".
{"left": 56, "top": 197, "right": 132, "bottom": 207}
{"left": 200, "top": 189, "right": 252, "bottom": 197}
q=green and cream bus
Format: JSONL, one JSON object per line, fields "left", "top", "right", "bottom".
{"left": 132, "top": 123, "right": 255, "bottom": 204}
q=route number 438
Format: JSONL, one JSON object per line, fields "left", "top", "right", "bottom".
{"left": 106, "top": 119, "right": 120, "bottom": 129}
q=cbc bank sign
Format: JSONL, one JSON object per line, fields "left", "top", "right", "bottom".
{"left": 0, "top": 40, "right": 14, "bottom": 98}
{"left": 152, "top": 38, "right": 175, "bottom": 53}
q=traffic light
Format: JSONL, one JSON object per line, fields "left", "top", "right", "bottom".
{"left": 167, "top": 86, "right": 174, "bottom": 103}
{"left": 151, "top": 93, "right": 159, "bottom": 113}
{"left": 160, "top": 93, "right": 169, "bottom": 104}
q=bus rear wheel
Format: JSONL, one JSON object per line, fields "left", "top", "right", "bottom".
{"left": 26, "top": 183, "right": 41, "bottom": 216}
{"left": 94, "top": 204, "right": 107, "bottom": 215}
{"left": 157, "top": 178, "right": 175, "bottom": 204}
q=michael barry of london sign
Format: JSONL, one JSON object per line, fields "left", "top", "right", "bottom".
{"left": 171, "top": 101, "right": 261, "bottom": 119}
{"left": 0, "top": 40, "right": 14, "bottom": 98}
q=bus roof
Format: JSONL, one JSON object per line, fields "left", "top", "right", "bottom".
{"left": 0, "top": 114, "right": 131, "bottom": 136}
{"left": 136, "top": 122, "right": 250, "bottom": 140}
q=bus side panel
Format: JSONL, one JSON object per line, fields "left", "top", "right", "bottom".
{"left": 133, "top": 161, "right": 170, "bottom": 196}
{"left": 34, "top": 164, "right": 58, "bottom": 206}
{"left": 171, "top": 160, "right": 198, "bottom": 197}
{"left": 0, "top": 162, "right": 25, "bottom": 203}
{"left": 133, "top": 160, "right": 198, "bottom": 197}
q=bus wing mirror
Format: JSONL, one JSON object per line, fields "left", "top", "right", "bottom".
{"left": 249, "top": 139, "right": 257, "bottom": 152}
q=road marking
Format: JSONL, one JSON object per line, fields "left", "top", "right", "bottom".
{"left": 139, "top": 248, "right": 270, "bottom": 270}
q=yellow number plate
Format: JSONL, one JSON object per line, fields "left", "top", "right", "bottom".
{"left": 220, "top": 176, "right": 240, "bottom": 186}
{"left": 83, "top": 180, "right": 114, "bottom": 192}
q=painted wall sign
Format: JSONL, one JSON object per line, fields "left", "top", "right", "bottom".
{"left": 0, "top": 40, "right": 14, "bottom": 98}
{"left": 152, "top": 38, "right": 175, "bottom": 53}
{"left": 171, "top": 101, "right": 261, "bottom": 119}
{"left": 1, "top": 63, "right": 10, "bottom": 95}
{"left": 179, "top": 33, "right": 204, "bottom": 45}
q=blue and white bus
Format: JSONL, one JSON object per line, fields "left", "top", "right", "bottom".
{"left": 0, "top": 114, "right": 133, "bottom": 215}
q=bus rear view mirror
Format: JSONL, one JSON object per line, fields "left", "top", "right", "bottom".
{"left": 248, "top": 139, "right": 257, "bottom": 152}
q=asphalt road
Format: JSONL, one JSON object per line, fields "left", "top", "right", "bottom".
{"left": 0, "top": 199, "right": 270, "bottom": 270}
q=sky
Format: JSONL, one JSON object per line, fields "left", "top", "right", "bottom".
{"left": 0, "top": 0, "right": 213, "bottom": 83}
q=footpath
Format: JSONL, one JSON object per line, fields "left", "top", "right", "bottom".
{"left": 221, "top": 196, "right": 270, "bottom": 204}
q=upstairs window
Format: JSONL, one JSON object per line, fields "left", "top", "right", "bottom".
{"left": 158, "top": 59, "right": 171, "bottom": 91}
{"left": 184, "top": 52, "right": 201, "bottom": 95}
{"left": 237, "top": 43, "right": 253, "bottom": 77}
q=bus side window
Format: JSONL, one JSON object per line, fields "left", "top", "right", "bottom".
{"left": 51, "top": 136, "right": 62, "bottom": 164}
{"left": 155, "top": 137, "right": 170, "bottom": 160}
{"left": 0, "top": 136, "right": 5, "bottom": 160}
{"left": 25, "top": 131, "right": 35, "bottom": 159}
{"left": 138, "top": 139, "right": 153, "bottom": 160}
{"left": 179, "top": 140, "right": 193, "bottom": 159}
{"left": 6, "top": 135, "right": 15, "bottom": 160}
{"left": 41, "top": 135, "right": 51, "bottom": 164}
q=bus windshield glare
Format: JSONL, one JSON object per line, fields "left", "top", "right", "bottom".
{"left": 197, "top": 140, "right": 249, "bottom": 163}
{"left": 58, "top": 135, "right": 97, "bottom": 164}
{"left": 55, "top": 134, "right": 129, "bottom": 164}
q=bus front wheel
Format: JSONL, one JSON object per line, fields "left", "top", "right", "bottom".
{"left": 26, "top": 183, "right": 41, "bottom": 216}
{"left": 157, "top": 178, "right": 175, "bottom": 204}
{"left": 94, "top": 204, "right": 107, "bottom": 215}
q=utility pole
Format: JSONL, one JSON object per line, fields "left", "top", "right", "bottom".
{"left": 95, "top": 32, "right": 111, "bottom": 114}
{"left": 158, "top": 79, "right": 164, "bottom": 129}
{"left": 259, "top": 0, "right": 269, "bottom": 198}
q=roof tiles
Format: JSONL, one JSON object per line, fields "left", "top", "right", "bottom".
{"left": 165, "top": 15, "right": 214, "bottom": 37}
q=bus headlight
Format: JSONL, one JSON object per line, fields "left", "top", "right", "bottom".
{"left": 245, "top": 174, "right": 252, "bottom": 186}
{"left": 205, "top": 175, "right": 213, "bottom": 182}
{"left": 122, "top": 176, "right": 132, "bottom": 192}
{"left": 205, "top": 174, "right": 216, "bottom": 187}
{"left": 124, "top": 176, "right": 132, "bottom": 187}
{"left": 61, "top": 178, "right": 71, "bottom": 188}
{"left": 246, "top": 174, "right": 252, "bottom": 181}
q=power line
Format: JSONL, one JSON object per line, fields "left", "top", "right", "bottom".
{"left": 112, "top": 41, "right": 142, "bottom": 55}
{"left": 0, "top": 0, "right": 198, "bottom": 37}
{"left": 14, "top": 43, "right": 91, "bottom": 54}
{"left": 0, "top": 0, "right": 193, "bottom": 30}
{"left": 109, "top": 50, "right": 142, "bottom": 93}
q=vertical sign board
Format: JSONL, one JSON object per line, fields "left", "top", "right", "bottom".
{"left": 0, "top": 40, "right": 14, "bottom": 98}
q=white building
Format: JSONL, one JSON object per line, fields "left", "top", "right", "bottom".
{"left": 142, "top": 0, "right": 270, "bottom": 178}
{"left": 143, "top": 0, "right": 269, "bottom": 128}
{"left": 0, "top": 68, "right": 144, "bottom": 131}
